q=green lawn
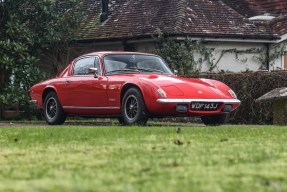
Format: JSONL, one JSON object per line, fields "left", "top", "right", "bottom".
{"left": 0, "top": 124, "right": 286, "bottom": 192}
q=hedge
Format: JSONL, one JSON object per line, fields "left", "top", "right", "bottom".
{"left": 188, "top": 71, "right": 287, "bottom": 124}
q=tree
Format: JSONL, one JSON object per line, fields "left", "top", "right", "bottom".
{"left": 0, "top": 0, "right": 85, "bottom": 118}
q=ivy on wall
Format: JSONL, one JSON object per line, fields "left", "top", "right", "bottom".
{"left": 269, "top": 42, "right": 287, "bottom": 68}
{"left": 154, "top": 32, "right": 286, "bottom": 74}
{"left": 154, "top": 32, "right": 214, "bottom": 75}
{"left": 213, "top": 47, "right": 268, "bottom": 71}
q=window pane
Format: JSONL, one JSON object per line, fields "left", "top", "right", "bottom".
{"left": 73, "top": 57, "right": 95, "bottom": 75}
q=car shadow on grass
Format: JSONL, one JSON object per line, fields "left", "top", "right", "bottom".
{"left": 0, "top": 119, "right": 205, "bottom": 127}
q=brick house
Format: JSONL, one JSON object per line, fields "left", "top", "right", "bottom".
{"left": 46, "top": 0, "right": 287, "bottom": 73}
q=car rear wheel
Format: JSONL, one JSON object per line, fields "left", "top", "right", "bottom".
{"left": 201, "top": 113, "right": 229, "bottom": 126}
{"left": 117, "top": 117, "right": 125, "bottom": 125}
{"left": 121, "top": 88, "right": 148, "bottom": 125}
{"left": 44, "top": 92, "right": 66, "bottom": 125}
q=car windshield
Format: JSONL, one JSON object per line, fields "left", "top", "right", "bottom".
{"left": 103, "top": 54, "right": 173, "bottom": 75}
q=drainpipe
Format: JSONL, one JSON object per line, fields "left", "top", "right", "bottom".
{"left": 266, "top": 43, "right": 270, "bottom": 71}
{"left": 100, "top": 0, "right": 109, "bottom": 23}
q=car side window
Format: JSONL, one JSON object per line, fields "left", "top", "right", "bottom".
{"left": 95, "top": 57, "right": 102, "bottom": 76}
{"left": 73, "top": 57, "right": 95, "bottom": 76}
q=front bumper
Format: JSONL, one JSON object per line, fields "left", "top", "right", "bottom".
{"left": 157, "top": 98, "right": 240, "bottom": 104}
{"left": 156, "top": 98, "right": 241, "bottom": 114}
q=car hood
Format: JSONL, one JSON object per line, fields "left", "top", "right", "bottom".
{"left": 139, "top": 74, "right": 232, "bottom": 99}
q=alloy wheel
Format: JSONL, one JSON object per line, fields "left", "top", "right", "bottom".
{"left": 124, "top": 95, "right": 138, "bottom": 121}
{"left": 46, "top": 97, "right": 57, "bottom": 120}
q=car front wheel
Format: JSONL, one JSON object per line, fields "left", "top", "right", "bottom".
{"left": 121, "top": 88, "right": 148, "bottom": 125}
{"left": 201, "top": 113, "right": 229, "bottom": 126}
{"left": 44, "top": 92, "right": 66, "bottom": 125}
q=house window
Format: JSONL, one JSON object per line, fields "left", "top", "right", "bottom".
{"left": 284, "top": 52, "right": 287, "bottom": 69}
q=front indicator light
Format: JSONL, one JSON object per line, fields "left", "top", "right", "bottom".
{"left": 223, "top": 104, "right": 232, "bottom": 112}
{"left": 157, "top": 88, "right": 167, "bottom": 98}
{"left": 176, "top": 104, "right": 188, "bottom": 112}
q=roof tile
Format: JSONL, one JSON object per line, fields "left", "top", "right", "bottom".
{"left": 75, "top": 0, "right": 287, "bottom": 41}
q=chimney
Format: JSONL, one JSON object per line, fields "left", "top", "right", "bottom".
{"left": 100, "top": 0, "right": 109, "bottom": 23}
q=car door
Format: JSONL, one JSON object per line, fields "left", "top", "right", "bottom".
{"left": 61, "top": 56, "right": 108, "bottom": 109}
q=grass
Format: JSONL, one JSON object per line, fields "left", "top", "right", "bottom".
{"left": 0, "top": 124, "right": 287, "bottom": 192}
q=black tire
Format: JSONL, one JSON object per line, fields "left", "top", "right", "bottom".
{"left": 44, "top": 92, "right": 66, "bottom": 125}
{"left": 121, "top": 88, "right": 148, "bottom": 125}
{"left": 201, "top": 113, "right": 229, "bottom": 126}
{"left": 117, "top": 117, "right": 125, "bottom": 125}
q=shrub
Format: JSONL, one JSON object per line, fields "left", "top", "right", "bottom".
{"left": 189, "top": 71, "right": 287, "bottom": 124}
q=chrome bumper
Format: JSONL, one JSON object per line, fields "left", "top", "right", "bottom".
{"left": 157, "top": 98, "right": 241, "bottom": 104}
{"left": 29, "top": 100, "right": 38, "bottom": 105}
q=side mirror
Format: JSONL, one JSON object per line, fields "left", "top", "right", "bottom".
{"left": 174, "top": 70, "right": 178, "bottom": 76}
{"left": 89, "top": 67, "right": 99, "bottom": 78}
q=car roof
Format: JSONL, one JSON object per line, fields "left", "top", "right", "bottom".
{"left": 83, "top": 51, "right": 157, "bottom": 57}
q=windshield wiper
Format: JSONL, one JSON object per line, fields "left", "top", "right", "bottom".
{"left": 136, "top": 67, "right": 164, "bottom": 74}
{"left": 105, "top": 68, "right": 140, "bottom": 75}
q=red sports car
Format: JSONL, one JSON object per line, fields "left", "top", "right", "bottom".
{"left": 30, "top": 51, "right": 240, "bottom": 126}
